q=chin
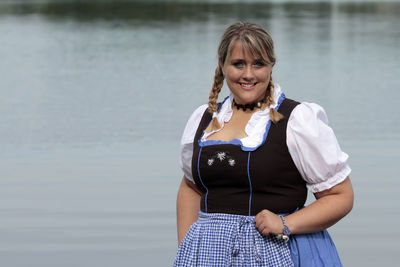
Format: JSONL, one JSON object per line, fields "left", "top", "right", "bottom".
{"left": 234, "top": 92, "right": 264, "bottom": 104}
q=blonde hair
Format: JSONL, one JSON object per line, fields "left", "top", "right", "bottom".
{"left": 205, "top": 21, "right": 283, "bottom": 133}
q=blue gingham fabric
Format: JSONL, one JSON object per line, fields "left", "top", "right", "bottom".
{"left": 174, "top": 211, "right": 294, "bottom": 267}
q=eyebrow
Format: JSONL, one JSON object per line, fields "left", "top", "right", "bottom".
{"left": 230, "top": 58, "right": 264, "bottom": 63}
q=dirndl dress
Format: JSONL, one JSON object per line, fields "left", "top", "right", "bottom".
{"left": 175, "top": 96, "right": 346, "bottom": 266}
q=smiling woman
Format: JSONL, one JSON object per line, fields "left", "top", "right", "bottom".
{"left": 223, "top": 41, "right": 272, "bottom": 106}
{"left": 174, "top": 21, "right": 353, "bottom": 267}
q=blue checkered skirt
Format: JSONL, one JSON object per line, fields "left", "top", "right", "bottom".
{"left": 174, "top": 211, "right": 342, "bottom": 267}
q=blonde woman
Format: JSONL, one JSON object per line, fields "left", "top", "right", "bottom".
{"left": 175, "top": 22, "right": 353, "bottom": 266}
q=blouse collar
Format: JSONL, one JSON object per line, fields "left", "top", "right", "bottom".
{"left": 201, "top": 84, "right": 284, "bottom": 149}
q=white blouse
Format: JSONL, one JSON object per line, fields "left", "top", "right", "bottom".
{"left": 179, "top": 84, "right": 351, "bottom": 193}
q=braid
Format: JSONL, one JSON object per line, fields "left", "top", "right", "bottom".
{"left": 267, "top": 77, "right": 284, "bottom": 123}
{"left": 267, "top": 78, "right": 275, "bottom": 106}
{"left": 204, "top": 66, "right": 224, "bottom": 133}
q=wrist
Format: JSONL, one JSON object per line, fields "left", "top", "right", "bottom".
{"left": 284, "top": 214, "right": 295, "bottom": 234}
{"left": 280, "top": 216, "right": 291, "bottom": 235}
{"left": 276, "top": 215, "right": 291, "bottom": 242}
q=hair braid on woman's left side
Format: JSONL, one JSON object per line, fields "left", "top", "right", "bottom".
{"left": 267, "top": 78, "right": 283, "bottom": 123}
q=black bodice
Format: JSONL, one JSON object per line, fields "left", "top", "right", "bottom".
{"left": 191, "top": 98, "right": 307, "bottom": 216}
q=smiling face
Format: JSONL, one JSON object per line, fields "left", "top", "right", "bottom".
{"left": 222, "top": 41, "right": 273, "bottom": 105}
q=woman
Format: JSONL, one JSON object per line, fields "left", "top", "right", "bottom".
{"left": 175, "top": 21, "right": 353, "bottom": 267}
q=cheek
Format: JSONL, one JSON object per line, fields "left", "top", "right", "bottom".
{"left": 257, "top": 71, "right": 271, "bottom": 83}
{"left": 226, "top": 73, "right": 238, "bottom": 82}
{"left": 225, "top": 67, "right": 240, "bottom": 82}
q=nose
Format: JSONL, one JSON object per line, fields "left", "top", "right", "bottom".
{"left": 242, "top": 65, "right": 255, "bottom": 81}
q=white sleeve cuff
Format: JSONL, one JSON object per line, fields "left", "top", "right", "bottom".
{"left": 306, "top": 164, "right": 351, "bottom": 193}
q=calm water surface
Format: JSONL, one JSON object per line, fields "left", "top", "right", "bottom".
{"left": 1, "top": 1, "right": 399, "bottom": 266}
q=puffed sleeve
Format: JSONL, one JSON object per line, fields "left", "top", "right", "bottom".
{"left": 179, "top": 104, "right": 208, "bottom": 183}
{"left": 286, "top": 103, "right": 351, "bottom": 193}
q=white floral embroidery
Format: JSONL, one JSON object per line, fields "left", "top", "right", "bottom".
{"left": 207, "top": 151, "right": 235, "bottom": 167}
{"left": 217, "top": 152, "right": 226, "bottom": 161}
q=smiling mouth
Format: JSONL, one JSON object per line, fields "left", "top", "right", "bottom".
{"left": 240, "top": 82, "right": 257, "bottom": 89}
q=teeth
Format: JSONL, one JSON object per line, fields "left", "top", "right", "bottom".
{"left": 241, "top": 83, "right": 255, "bottom": 88}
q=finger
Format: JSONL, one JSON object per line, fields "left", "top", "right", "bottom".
{"left": 257, "top": 223, "right": 267, "bottom": 233}
{"left": 254, "top": 212, "right": 267, "bottom": 225}
{"left": 255, "top": 216, "right": 268, "bottom": 227}
{"left": 261, "top": 228, "right": 271, "bottom": 236}
{"left": 255, "top": 220, "right": 267, "bottom": 230}
{"left": 255, "top": 209, "right": 268, "bottom": 220}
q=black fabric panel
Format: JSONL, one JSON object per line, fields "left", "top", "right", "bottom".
{"left": 249, "top": 99, "right": 307, "bottom": 214}
{"left": 191, "top": 99, "right": 307, "bottom": 215}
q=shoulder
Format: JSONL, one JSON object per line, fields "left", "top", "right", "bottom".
{"left": 188, "top": 104, "right": 209, "bottom": 122}
{"left": 286, "top": 102, "right": 351, "bottom": 193}
{"left": 181, "top": 104, "right": 209, "bottom": 145}
{"left": 282, "top": 98, "right": 301, "bottom": 109}
{"left": 180, "top": 104, "right": 208, "bottom": 183}
{"left": 277, "top": 98, "right": 301, "bottom": 118}
{"left": 288, "top": 102, "right": 329, "bottom": 131}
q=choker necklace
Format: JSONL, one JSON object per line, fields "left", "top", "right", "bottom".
{"left": 233, "top": 98, "right": 266, "bottom": 111}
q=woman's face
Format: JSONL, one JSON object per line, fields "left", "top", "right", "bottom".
{"left": 222, "top": 41, "right": 272, "bottom": 105}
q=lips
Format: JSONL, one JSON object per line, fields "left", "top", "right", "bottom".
{"left": 240, "top": 82, "right": 257, "bottom": 90}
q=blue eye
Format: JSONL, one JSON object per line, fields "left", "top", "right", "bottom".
{"left": 253, "top": 61, "right": 265, "bottom": 67}
{"left": 233, "top": 62, "right": 244, "bottom": 68}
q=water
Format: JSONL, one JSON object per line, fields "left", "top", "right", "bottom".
{"left": 0, "top": 1, "right": 399, "bottom": 266}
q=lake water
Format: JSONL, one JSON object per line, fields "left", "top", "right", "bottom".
{"left": 1, "top": 0, "right": 399, "bottom": 266}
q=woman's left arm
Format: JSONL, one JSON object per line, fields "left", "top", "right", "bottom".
{"left": 255, "top": 177, "right": 353, "bottom": 235}
{"left": 285, "top": 176, "right": 353, "bottom": 234}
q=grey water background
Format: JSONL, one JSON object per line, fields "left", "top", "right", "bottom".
{"left": 1, "top": 0, "right": 399, "bottom": 266}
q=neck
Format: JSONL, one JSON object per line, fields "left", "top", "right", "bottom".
{"left": 232, "top": 98, "right": 266, "bottom": 112}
